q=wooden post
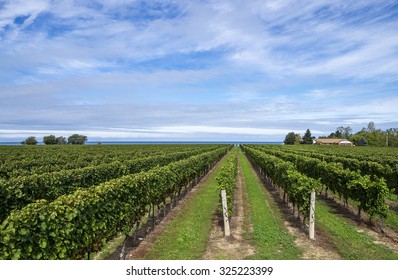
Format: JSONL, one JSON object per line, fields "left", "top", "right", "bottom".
{"left": 380, "top": 214, "right": 385, "bottom": 233}
{"left": 221, "top": 189, "right": 230, "bottom": 237}
{"left": 309, "top": 190, "right": 316, "bottom": 240}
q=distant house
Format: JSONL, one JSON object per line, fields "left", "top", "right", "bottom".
{"left": 314, "top": 138, "right": 354, "bottom": 146}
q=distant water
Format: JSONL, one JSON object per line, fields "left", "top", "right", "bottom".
{"left": 88, "top": 141, "right": 283, "bottom": 145}
{"left": 0, "top": 141, "right": 283, "bottom": 146}
{"left": 0, "top": 142, "right": 22, "bottom": 146}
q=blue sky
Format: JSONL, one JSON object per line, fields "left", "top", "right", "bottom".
{"left": 1, "top": 0, "right": 398, "bottom": 142}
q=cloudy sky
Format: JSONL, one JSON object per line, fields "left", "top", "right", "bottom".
{"left": 1, "top": 0, "right": 398, "bottom": 142}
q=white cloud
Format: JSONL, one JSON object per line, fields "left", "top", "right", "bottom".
{"left": 0, "top": 0, "right": 48, "bottom": 28}
{"left": 0, "top": 125, "right": 324, "bottom": 141}
{"left": 3, "top": 0, "right": 398, "bottom": 80}
{"left": 1, "top": 1, "right": 398, "bottom": 142}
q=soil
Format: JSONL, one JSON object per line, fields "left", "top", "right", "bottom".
{"left": 283, "top": 221, "right": 341, "bottom": 259}
{"left": 202, "top": 164, "right": 256, "bottom": 259}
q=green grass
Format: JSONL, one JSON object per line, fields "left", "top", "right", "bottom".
{"left": 331, "top": 192, "right": 398, "bottom": 237}
{"left": 388, "top": 193, "right": 398, "bottom": 203}
{"left": 382, "top": 193, "right": 398, "bottom": 232}
{"left": 141, "top": 150, "right": 235, "bottom": 259}
{"left": 384, "top": 207, "right": 398, "bottom": 233}
{"left": 91, "top": 233, "right": 126, "bottom": 260}
{"left": 239, "top": 150, "right": 302, "bottom": 259}
{"left": 316, "top": 199, "right": 398, "bottom": 259}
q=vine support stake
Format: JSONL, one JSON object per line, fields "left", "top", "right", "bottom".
{"left": 221, "top": 189, "right": 230, "bottom": 237}
{"left": 309, "top": 189, "right": 316, "bottom": 240}
{"left": 380, "top": 214, "right": 385, "bottom": 233}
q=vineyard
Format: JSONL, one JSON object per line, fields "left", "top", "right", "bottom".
{"left": 0, "top": 144, "right": 229, "bottom": 259}
{"left": 1, "top": 144, "right": 398, "bottom": 260}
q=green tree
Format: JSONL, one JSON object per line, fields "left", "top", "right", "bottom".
{"left": 367, "top": 121, "right": 376, "bottom": 133}
{"left": 358, "top": 137, "right": 368, "bottom": 146}
{"left": 328, "top": 129, "right": 343, "bottom": 138}
{"left": 302, "top": 129, "right": 313, "bottom": 144}
{"left": 67, "top": 134, "right": 87, "bottom": 145}
{"left": 284, "top": 132, "right": 300, "bottom": 145}
{"left": 386, "top": 128, "right": 398, "bottom": 147}
{"left": 295, "top": 134, "right": 302, "bottom": 144}
{"left": 351, "top": 122, "right": 385, "bottom": 146}
{"left": 366, "top": 131, "right": 384, "bottom": 146}
{"left": 56, "top": 136, "right": 67, "bottom": 145}
{"left": 43, "top": 135, "right": 57, "bottom": 145}
{"left": 334, "top": 130, "right": 343, "bottom": 138}
{"left": 21, "top": 136, "right": 38, "bottom": 145}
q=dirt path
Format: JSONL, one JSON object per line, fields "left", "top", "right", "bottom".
{"left": 283, "top": 220, "right": 341, "bottom": 259}
{"left": 126, "top": 156, "right": 225, "bottom": 260}
{"left": 202, "top": 163, "right": 256, "bottom": 259}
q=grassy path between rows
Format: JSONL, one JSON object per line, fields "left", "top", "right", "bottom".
{"left": 316, "top": 199, "right": 398, "bottom": 259}
{"left": 139, "top": 151, "right": 232, "bottom": 259}
{"left": 239, "top": 150, "right": 302, "bottom": 259}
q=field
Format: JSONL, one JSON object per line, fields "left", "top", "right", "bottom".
{"left": 1, "top": 144, "right": 398, "bottom": 260}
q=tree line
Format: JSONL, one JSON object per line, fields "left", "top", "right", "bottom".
{"left": 284, "top": 122, "right": 398, "bottom": 147}
{"left": 21, "top": 134, "right": 88, "bottom": 145}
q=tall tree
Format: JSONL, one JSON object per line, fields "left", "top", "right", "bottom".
{"left": 302, "top": 129, "right": 313, "bottom": 144}
{"left": 337, "top": 126, "right": 352, "bottom": 139}
{"left": 367, "top": 121, "right": 376, "bottom": 133}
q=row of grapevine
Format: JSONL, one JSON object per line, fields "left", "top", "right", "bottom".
{"left": 242, "top": 145, "right": 322, "bottom": 221}
{"left": 0, "top": 145, "right": 213, "bottom": 179}
{"left": 216, "top": 147, "right": 238, "bottom": 216}
{"left": 270, "top": 145, "right": 398, "bottom": 191}
{"left": 0, "top": 145, "right": 227, "bottom": 222}
{"left": 246, "top": 145, "right": 390, "bottom": 218}
{"left": 0, "top": 146, "right": 229, "bottom": 260}
{"left": 281, "top": 144, "right": 398, "bottom": 163}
